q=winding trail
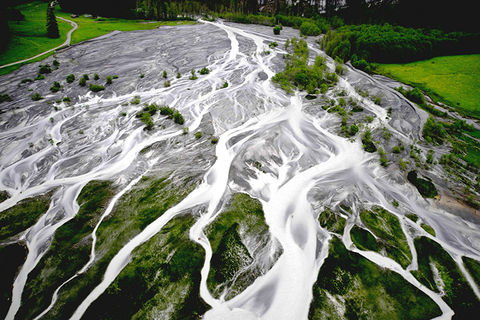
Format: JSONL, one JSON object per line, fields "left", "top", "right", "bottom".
{"left": 0, "top": 16, "right": 77, "bottom": 69}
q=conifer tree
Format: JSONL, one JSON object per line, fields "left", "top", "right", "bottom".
{"left": 46, "top": 1, "right": 60, "bottom": 39}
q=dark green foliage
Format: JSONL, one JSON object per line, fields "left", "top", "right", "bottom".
{"left": 79, "top": 77, "right": 87, "bottom": 87}
{"left": 318, "top": 208, "right": 346, "bottom": 234}
{"left": 172, "top": 110, "right": 185, "bottom": 125}
{"left": 93, "top": 73, "right": 99, "bottom": 80}
{"left": 62, "top": 96, "right": 71, "bottom": 103}
{"left": 211, "top": 137, "right": 219, "bottom": 144}
{"left": 199, "top": 67, "right": 210, "bottom": 75}
{"left": 89, "top": 84, "right": 105, "bottom": 92}
{"left": 189, "top": 69, "right": 198, "bottom": 80}
{"left": 130, "top": 96, "right": 140, "bottom": 104}
{"left": 35, "top": 74, "right": 45, "bottom": 80}
{"left": 221, "top": 81, "right": 229, "bottom": 89}
{"left": 405, "top": 213, "right": 419, "bottom": 222}
{"left": 361, "top": 129, "right": 377, "bottom": 153}
{"left": 0, "top": 190, "right": 9, "bottom": 203}
{"left": 407, "top": 171, "right": 438, "bottom": 198}
{"left": 0, "top": 194, "right": 51, "bottom": 242}
{"left": 360, "top": 207, "right": 412, "bottom": 268}
{"left": 269, "top": 41, "right": 278, "bottom": 48}
{"left": 46, "top": 2, "right": 59, "bottom": 38}
{"left": 463, "top": 256, "right": 480, "bottom": 286}
{"left": 422, "top": 117, "right": 447, "bottom": 145}
{"left": 52, "top": 59, "right": 60, "bottom": 68}
{"left": 413, "top": 237, "right": 480, "bottom": 318}
{"left": 351, "top": 226, "right": 379, "bottom": 252}
{"left": 0, "top": 94, "right": 12, "bottom": 103}
{"left": 50, "top": 81, "right": 61, "bottom": 92}
{"left": 20, "top": 79, "right": 33, "bottom": 84}
{"left": 194, "top": 131, "right": 202, "bottom": 139}
{"left": 0, "top": 244, "right": 28, "bottom": 319}
{"left": 105, "top": 76, "right": 113, "bottom": 85}
{"left": 38, "top": 64, "right": 52, "bottom": 74}
{"left": 273, "top": 25, "right": 281, "bottom": 35}
{"left": 66, "top": 74, "right": 75, "bottom": 83}
{"left": 164, "top": 80, "right": 171, "bottom": 87}
{"left": 309, "top": 238, "right": 441, "bottom": 320}
{"left": 321, "top": 24, "right": 480, "bottom": 64}
{"left": 421, "top": 223, "right": 436, "bottom": 236}
{"left": 82, "top": 74, "right": 89, "bottom": 80}
{"left": 300, "top": 21, "right": 321, "bottom": 36}
{"left": 162, "top": 70, "right": 168, "bottom": 78}
{"left": 31, "top": 93, "right": 43, "bottom": 101}
{"left": 139, "top": 112, "right": 154, "bottom": 130}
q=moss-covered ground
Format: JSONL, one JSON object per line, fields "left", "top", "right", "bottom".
{"left": 359, "top": 207, "right": 412, "bottom": 268}
{"left": 318, "top": 208, "right": 346, "bottom": 234}
{"left": 206, "top": 193, "right": 277, "bottom": 300}
{"left": 0, "top": 193, "right": 51, "bottom": 242}
{"left": 83, "top": 214, "right": 207, "bottom": 320}
{"left": 412, "top": 237, "right": 480, "bottom": 318}
{"left": 16, "top": 181, "right": 115, "bottom": 319}
{"left": 309, "top": 237, "right": 441, "bottom": 320}
{"left": 18, "top": 174, "right": 197, "bottom": 319}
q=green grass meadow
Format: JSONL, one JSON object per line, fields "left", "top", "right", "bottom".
{"left": 376, "top": 55, "right": 480, "bottom": 119}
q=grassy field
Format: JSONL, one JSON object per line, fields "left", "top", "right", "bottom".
{"left": 376, "top": 55, "right": 480, "bottom": 119}
{"left": 0, "top": 1, "right": 194, "bottom": 75}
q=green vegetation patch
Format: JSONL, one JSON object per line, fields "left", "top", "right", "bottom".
{"left": 272, "top": 38, "right": 337, "bottom": 94}
{"left": 16, "top": 181, "right": 115, "bottom": 320}
{"left": 407, "top": 171, "right": 438, "bottom": 198}
{"left": 463, "top": 256, "right": 480, "bottom": 287}
{"left": 350, "top": 225, "right": 379, "bottom": 252}
{"left": 83, "top": 214, "right": 207, "bottom": 320}
{"left": 0, "top": 243, "right": 28, "bottom": 319}
{"left": 412, "top": 237, "right": 479, "bottom": 317}
{"left": 377, "top": 55, "right": 480, "bottom": 118}
{"left": 206, "top": 193, "right": 276, "bottom": 300}
{"left": 0, "top": 190, "right": 9, "bottom": 203}
{"left": 21, "top": 175, "right": 197, "bottom": 319}
{"left": 420, "top": 223, "right": 436, "bottom": 236}
{"left": 360, "top": 207, "right": 411, "bottom": 268}
{"left": 0, "top": 193, "right": 51, "bottom": 242}
{"left": 308, "top": 237, "right": 441, "bottom": 320}
{"left": 318, "top": 208, "right": 346, "bottom": 234}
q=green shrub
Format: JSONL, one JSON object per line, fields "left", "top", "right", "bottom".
{"left": 172, "top": 111, "right": 185, "bottom": 125}
{"left": 50, "top": 81, "right": 61, "bottom": 92}
{"left": 0, "top": 94, "right": 12, "bottom": 103}
{"left": 20, "top": 79, "right": 33, "bottom": 84}
{"left": 194, "top": 131, "right": 203, "bottom": 139}
{"left": 82, "top": 74, "right": 89, "bottom": 80}
{"left": 130, "top": 96, "right": 141, "bottom": 104}
{"left": 62, "top": 97, "right": 71, "bottom": 103}
{"left": 199, "top": 67, "right": 210, "bottom": 75}
{"left": 269, "top": 42, "right": 278, "bottom": 48}
{"left": 139, "top": 112, "right": 154, "bottom": 130}
{"left": 79, "top": 77, "right": 87, "bottom": 87}
{"left": 93, "top": 73, "right": 100, "bottom": 80}
{"left": 392, "top": 146, "right": 402, "bottom": 154}
{"left": 31, "top": 93, "right": 43, "bottom": 101}
{"left": 164, "top": 80, "right": 171, "bottom": 87}
{"left": 105, "top": 76, "right": 113, "bottom": 85}
{"left": 221, "top": 82, "right": 229, "bottom": 89}
{"left": 176, "top": 72, "right": 181, "bottom": 79}
{"left": 162, "top": 70, "right": 168, "bottom": 79}
{"left": 300, "top": 21, "right": 321, "bottom": 36}
{"left": 53, "top": 60, "right": 60, "bottom": 68}
{"left": 89, "top": 84, "right": 105, "bottom": 92}
{"left": 362, "top": 130, "right": 377, "bottom": 153}
{"left": 39, "top": 64, "right": 52, "bottom": 74}
{"left": 273, "top": 25, "right": 281, "bottom": 35}
{"left": 189, "top": 69, "right": 198, "bottom": 80}
{"left": 211, "top": 137, "right": 219, "bottom": 144}
{"left": 35, "top": 74, "right": 45, "bottom": 81}
{"left": 66, "top": 74, "right": 75, "bottom": 83}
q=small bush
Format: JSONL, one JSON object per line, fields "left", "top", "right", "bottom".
{"left": 93, "top": 73, "right": 100, "bottom": 80}
{"left": 89, "top": 84, "right": 105, "bottom": 92}
{"left": 35, "top": 74, "right": 45, "bottom": 81}
{"left": 194, "top": 131, "right": 203, "bottom": 139}
{"left": 182, "top": 127, "right": 189, "bottom": 135}
{"left": 189, "top": 69, "right": 198, "bottom": 80}
{"left": 105, "top": 76, "right": 113, "bottom": 85}
{"left": 31, "top": 93, "right": 43, "bottom": 101}
{"left": 211, "top": 137, "right": 219, "bottom": 144}
{"left": 39, "top": 64, "right": 52, "bottom": 74}
{"left": 53, "top": 60, "right": 60, "bottom": 68}
{"left": 20, "top": 79, "right": 33, "bottom": 84}
{"left": 0, "top": 94, "right": 12, "bottom": 103}
{"left": 164, "top": 80, "right": 171, "bottom": 87}
{"left": 162, "top": 70, "right": 168, "bottom": 79}
{"left": 130, "top": 96, "right": 141, "bottom": 105}
{"left": 172, "top": 111, "right": 185, "bottom": 125}
{"left": 50, "top": 81, "right": 62, "bottom": 92}
{"left": 62, "top": 97, "right": 71, "bottom": 103}
{"left": 82, "top": 74, "right": 89, "bottom": 80}
{"left": 221, "top": 82, "right": 229, "bottom": 89}
{"left": 269, "top": 41, "right": 278, "bottom": 48}
{"left": 140, "top": 74, "right": 145, "bottom": 78}
{"left": 362, "top": 130, "right": 377, "bottom": 153}
{"left": 392, "top": 146, "right": 402, "bottom": 154}
{"left": 199, "top": 67, "right": 210, "bottom": 75}
{"left": 66, "top": 74, "right": 75, "bottom": 83}
{"left": 422, "top": 117, "right": 447, "bottom": 145}
{"left": 273, "top": 25, "right": 281, "bottom": 35}
{"left": 79, "top": 77, "right": 87, "bottom": 87}
{"left": 176, "top": 72, "right": 181, "bottom": 79}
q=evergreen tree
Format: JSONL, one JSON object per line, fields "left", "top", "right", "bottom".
{"left": 46, "top": 1, "right": 60, "bottom": 39}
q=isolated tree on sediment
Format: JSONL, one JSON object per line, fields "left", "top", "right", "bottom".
{"left": 46, "top": 1, "right": 60, "bottom": 39}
